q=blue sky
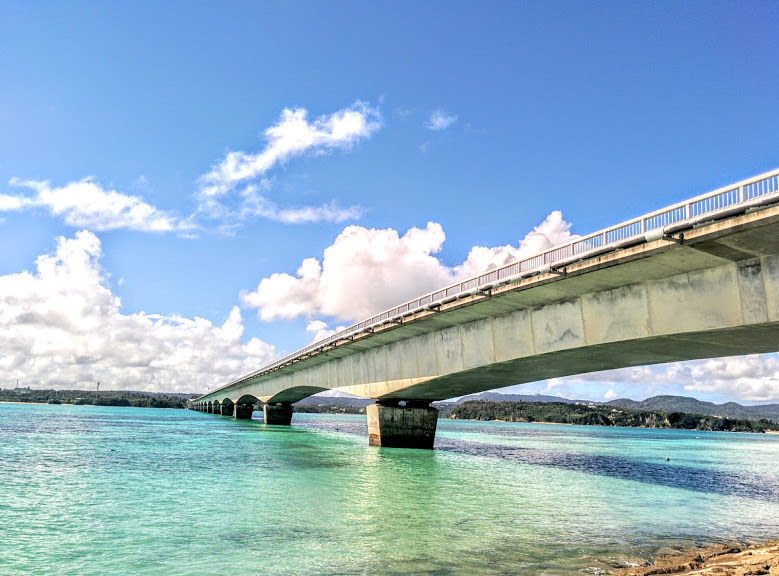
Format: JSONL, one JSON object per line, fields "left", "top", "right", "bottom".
{"left": 1, "top": 1, "right": 778, "bottom": 402}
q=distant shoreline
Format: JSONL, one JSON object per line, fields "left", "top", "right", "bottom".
{"left": 0, "top": 389, "right": 190, "bottom": 409}
{"left": 0, "top": 401, "right": 181, "bottom": 408}
{"left": 0, "top": 401, "right": 72, "bottom": 406}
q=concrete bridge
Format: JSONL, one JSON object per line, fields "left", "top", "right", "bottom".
{"left": 191, "top": 168, "right": 779, "bottom": 448}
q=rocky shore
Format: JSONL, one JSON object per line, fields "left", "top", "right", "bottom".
{"left": 615, "top": 541, "right": 779, "bottom": 575}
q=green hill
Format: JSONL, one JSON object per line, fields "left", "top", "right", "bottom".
{"left": 606, "top": 395, "right": 779, "bottom": 422}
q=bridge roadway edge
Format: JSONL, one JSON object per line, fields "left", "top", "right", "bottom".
{"left": 191, "top": 205, "right": 779, "bottom": 448}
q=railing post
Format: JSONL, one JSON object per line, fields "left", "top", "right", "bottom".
{"left": 739, "top": 184, "right": 744, "bottom": 203}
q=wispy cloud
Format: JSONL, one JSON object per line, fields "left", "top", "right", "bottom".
{"left": 4, "top": 178, "right": 184, "bottom": 233}
{"left": 238, "top": 184, "right": 363, "bottom": 225}
{"left": 186, "top": 101, "right": 381, "bottom": 229}
{"left": 2, "top": 101, "right": 380, "bottom": 234}
{"left": 197, "top": 101, "right": 382, "bottom": 209}
{"left": 275, "top": 202, "right": 363, "bottom": 224}
{"left": 425, "top": 109, "right": 458, "bottom": 131}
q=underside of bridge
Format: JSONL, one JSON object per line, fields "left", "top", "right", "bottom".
{"left": 190, "top": 203, "right": 779, "bottom": 448}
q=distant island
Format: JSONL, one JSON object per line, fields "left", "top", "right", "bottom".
{"left": 440, "top": 400, "right": 777, "bottom": 433}
{"left": 0, "top": 388, "right": 193, "bottom": 409}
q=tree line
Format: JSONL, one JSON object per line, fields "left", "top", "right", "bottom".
{"left": 441, "top": 400, "right": 777, "bottom": 433}
{"left": 0, "top": 388, "right": 193, "bottom": 409}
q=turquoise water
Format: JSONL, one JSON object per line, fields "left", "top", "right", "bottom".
{"left": 2, "top": 403, "right": 779, "bottom": 575}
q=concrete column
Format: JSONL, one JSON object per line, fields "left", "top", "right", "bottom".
{"left": 234, "top": 403, "right": 253, "bottom": 419}
{"left": 263, "top": 403, "right": 293, "bottom": 425}
{"left": 220, "top": 404, "right": 233, "bottom": 416}
{"left": 366, "top": 401, "right": 439, "bottom": 449}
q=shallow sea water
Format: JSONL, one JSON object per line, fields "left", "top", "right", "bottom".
{"left": 2, "top": 403, "right": 778, "bottom": 575}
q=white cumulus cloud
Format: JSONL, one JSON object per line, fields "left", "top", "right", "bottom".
{"left": 306, "top": 320, "right": 347, "bottom": 343}
{"left": 456, "top": 211, "right": 578, "bottom": 278}
{"left": 537, "top": 353, "right": 779, "bottom": 403}
{"left": 0, "top": 231, "right": 276, "bottom": 392}
{"left": 674, "top": 355, "right": 779, "bottom": 402}
{"left": 242, "top": 212, "right": 577, "bottom": 324}
{"left": 425, "top": 109, "right": 458, "bottom": 131}
{"left": 242, "top": 222, "right": 454, "bottom": 322}
{"left": 243, "top": 258, "right": 324, "bottom": 322}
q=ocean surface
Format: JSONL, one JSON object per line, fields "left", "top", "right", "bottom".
{"left": 2, "top": 403, "right": 779, "bottom": 576}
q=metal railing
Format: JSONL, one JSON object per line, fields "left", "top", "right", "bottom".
{"left": 205, "top": 167, "right": 779, "bottom": 396}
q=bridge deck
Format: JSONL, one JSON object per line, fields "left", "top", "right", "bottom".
{"left": 193, "top": 169, "right": 779, "bottom": 407}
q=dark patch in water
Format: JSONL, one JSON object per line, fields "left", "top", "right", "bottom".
{"left": 295, "top": 415, "right": 779, "bottom": 502}
{"left": 436, "top": 437, "right": 779, "bottom": 503}
{"left": 294, "top": 416, "right": 367, "bottom": 437}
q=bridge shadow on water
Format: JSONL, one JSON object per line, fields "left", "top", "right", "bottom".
{"left": 435, "top": 437, "right": 779, "bottom": 503}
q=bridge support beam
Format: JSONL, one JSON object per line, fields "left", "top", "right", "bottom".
{"left": 263, "top": 403, "right": 293, "bottom": 425}
{"left": 367, "top": 401, "right": 438, "bottom": 449}
{"left": 234, "top": 403, "right": 253, "bottom": 419}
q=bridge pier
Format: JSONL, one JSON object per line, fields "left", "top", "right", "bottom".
{"left": 234, "top": 403, "right": 253, "bottom": 419}
{"left": 263, "top": 403, "right": 293, "bottom": 425}
{"left": 366, "top": 401, "right": 438, "bottom": 449}
{"left": 220, "top": 404, "right": 233, "bottom": 416}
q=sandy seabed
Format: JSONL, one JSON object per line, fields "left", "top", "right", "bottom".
{"left": 615, "top": 541, "right": 779, "bottom": 575}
